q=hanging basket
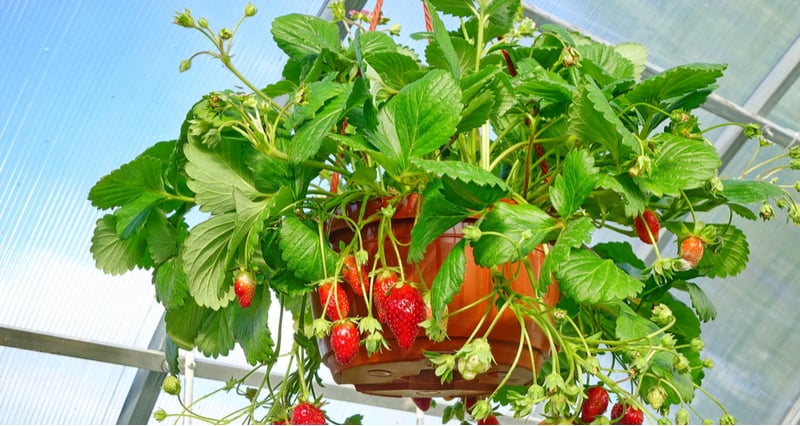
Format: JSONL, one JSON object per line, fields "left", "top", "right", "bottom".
{"left": 316, "top": 194, "right": 559, "bottom": 398}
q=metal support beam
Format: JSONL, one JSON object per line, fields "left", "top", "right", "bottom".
{"left": 116, "top": 314, "right": 168, "bottom": 425}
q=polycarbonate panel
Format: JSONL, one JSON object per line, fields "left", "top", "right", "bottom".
{"left": 0, "top": 0, "right": 325, "bottom": 423}
{"left": 0, "top": 346, "right": 138, "bottom": 424}
{"left": 769, "top": 78, "right": 800, "bottom": 133}
{"left": 530, "top": 0, "right": 800, "bottom": 106}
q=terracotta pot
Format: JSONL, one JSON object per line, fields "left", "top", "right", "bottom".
{"left": 317, "top": 194, "right": 559, "bottom": 398}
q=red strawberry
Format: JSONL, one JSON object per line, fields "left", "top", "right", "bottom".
{"left": 234, "top": 269, "right": 256, "bottom": 308}
{"left": 412, "top": 397, "right": 432, "bottom": 412}
{"left": 679, "top": 236, "right": 704, "bottom": 268}
{"left": 478, "top": 415, "right": 500, "bottom": 425}
{"left": 330, "top": 321, "right": 360, "bottom": 365}
{"left": 318, "top": 280, "right": 349, "bottom": 321}
{"left": 384, "top": 283, "right": 426, "bottom": 350}
{"left": 290, "top": 402, "right": 326, "bottom": 425}
{"left": 373, "top": 270, "right": 398, "bottom": 323}
{"left": 633, "top": 210, "right": 660, "bottom": 244}
{"left": 580, "top": 386, "right": 609, "bottom": 423}
{"left": 611, "top": 402, "right": 643, "bottom": 425}
{"left": 342, "top": 254, "right": 367, "bottom": 296}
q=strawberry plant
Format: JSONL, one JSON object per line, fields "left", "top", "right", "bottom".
{"left": 87, "top": 0, "right": 800, "bottom": 424}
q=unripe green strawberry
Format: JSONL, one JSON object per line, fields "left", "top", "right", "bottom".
{"left": 234, "top": 269, "right": 256, "bottom": 308}
{"left": 342, "top": 254, "right": 367, "bottom": 296}
{"left": 633, "top": 210, "right": 660, "bottom": 244}
{"left": 580, "top": 386, "right": 609, "bottom": 423}
{"left": 679, "top": 236, "right": 704, "bottom": 268}
{"left": 162, "top": 375, "right": 181, "bottom": 395}
{"left": 290, "top": 402, "right": 326, "bottom": 425}
{"left": 330, "top": 321, "right": 360, "bottom": 365}
{"left": 318, "top": 280, "right": 349, "bottom": 321}
{"left": 383, "top": 283, "right": 425, "bottom": 350}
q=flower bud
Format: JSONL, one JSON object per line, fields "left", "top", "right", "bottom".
{"left": 651, "top": 303, "right": 674, "bottom": 326}
{"left": 790, "top": 145, "right": 800, "bottom": 159}
{"left": 389, "top": 24, "right": 401, "bottom": 36}
{"left": 471, "top": 399, "right": 493, "bottom": 420}
{"left": 173, "top": 9, "right": 194, "bottom": 27}
{"left": 660, "top": 333, "right": 676, "bottom": 348}
{"left": 676, "top": 407, "right": 690, "bottom": 425}
{"left": 153, "top": 409, "right": 168, "bottom": 422}
{"left": 198, "top": 17, "right": 209, "bottom": 29}
{"left": 218, "top": 28, "right": 232, "bottom": 40}
{"left": 544, "top": 372, "right": 565, "bottom": 392}
{"left": 690, "top": 337, "right": 705, "bottom": 352}
{"left": 702, "top": 358, "right": 715, "bottom": 369}
{"left": 743, "top": 123, "right": 761, "bottom": 138}
{"left": 673, "top": 354, "right": 690, "bottom": 374}
{"left": 759, "top": 203, "right": 774, "bottom": 220}
{"left": 179, "top": 59, "right": 192, "bottom": 73}
{"left": 720, "top": 414, "right": 737, "bottom": 425}
{"left": 244, "top": 3, "right": 257, "bottom": 17}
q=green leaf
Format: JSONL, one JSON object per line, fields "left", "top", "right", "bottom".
{"left": 538, "top": 217, "right": 595, "bottom": 290}
{"left": 89, "top": 155, "right": 166, "bottom": 210}
{"left": 614, "top": 42, "right": 648, "bottom": 80}
{"left": 597, "top": 173, "right": 647, "bottom": 217}
{"left": 556, "top": 249, "right": 644, "bottom": 304}
{"left": 113, "top": 192, "right": 163, "bottom": 239}
{"left": 271, "top": 14, "right": 341, "bottom": 59}
{"left": 165, "top": 298, "right": 213, "bottom": 350}
{"left": 145, "top": 211, "right": 180, "bottom": 264}
{"left": 427, "top": 0, "right": 474, "bottom": 17}
{"left": 183, "top": 213, "right": 237, "bottom": 310}
{"left": 412, "top": 158, "right": 509, "bottom": 210}
{"left": 370, "top": 69, "right": 462, "bottom": 175}
{"left": 195, "top": 307, "right": 236, "bottom": 358}
{"left": 232, "top": 284, "right": 276, "bottom": 365}
{"left": 90, "top": 214, "right": 149, "bottom": 275}
{"left": 409, "top": 182, "right": 472, "bottom": 262}
{"left": 355, "top": 30, "right": 398, "bottom": 56}
{"left": 635, "top": 133, "right": 721, "bottom": 197}
{"left": 473, "top": 202, "right": 556, "bottom": 267}
{"left": 184, "top": 142, "right": 262, "bottom": 214}
{"left": 721, "top": 179, "right": 784, "bottom": 204}
{"left": 549, "top": 149, "right": 599, "bottom": 217}
{"left": 615, "top": 302, "right": 659, "bottom": 343}
{"left": 424, "top": 1, "right": 461, "bottom": 78}
{"left": 662, "top": 294, "right": 701, "bottom": 340}
{"left": 625, "top": 63, "right": 726, "bottom": 105}
{"left": 483, "top": 0, "right": 519, "bottom": 40}
{"left": 568, "top": 79, "right": 637, "bottom": 162}
{"left": 699, "top": 224, "right": 749, "bottom": 278}
{"left": 592, "top": 241, "right": 647, "bottom": 270}
{"left": 430, "top": 239, "right": 467, "bottom": 322}
{"left": 365, "top": 52, "right": 422, "bottom": 91}
{"left": 577, "top": 42, "right": 635, "bottom": 85}
{"left": 279, "top": 216, "right": 338, "bottom": 282}
{"left": 153, "top": 257, "right": 189, "bottom": 310}
{"left": 684, "top": 281, "right": 717, "bottom": 322}
{"left": 282, "top": 81, "right": 352, "bottom": 162}
{"left": 164, "top": 336, "right": 181, "bottom": 375}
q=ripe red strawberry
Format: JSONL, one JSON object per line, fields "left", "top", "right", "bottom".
{"left": 330, "top": 321, "right": 360, "bottom": 365}
{"left": 318, "top": 280, "right": 349, "bottom": 321}
{"left": 290, "top": 402, "right": 326, "bottom": 425}
{"left": 478, "top": 415, "right": 500, "bottom": 425}
{"left": 384, "top": 283, "right": 426, "bottom": 350}
{"left": 234, "top": 269, "right": 256, "bottom": 308}
{"left": 679, "top": 236, "right": 704, "bottom": 268}
{"left": 412, "top": 397, "right": 432, "bottom": 412}
{"left": 342, "top": 254, "right": 367, "bottom": 296}
{"left": 611, "top": 401, "right": 643, "bottom": 425}
{"left": 580, "top": 386, "right": 609, "bottom": 423}
{"left": 373, "top": 270, "right": 398, "bottom": 323}
{"left": 633, "top": 210, "right": 660, "bottom": 244}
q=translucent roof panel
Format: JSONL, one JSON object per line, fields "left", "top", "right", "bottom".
{"left": 1, "top": 0, "right": 799, "bottom": 424}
